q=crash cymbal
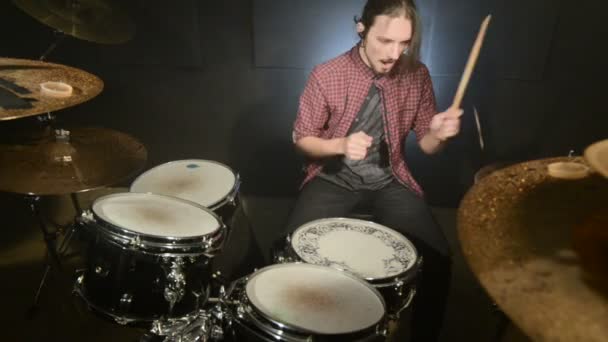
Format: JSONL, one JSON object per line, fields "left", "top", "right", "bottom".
{"left": 458, "top": 157, "right": 608, "bottom": 342}
{"left": 12, "top": 0, "right": 135, "bottom": 44}
{"left": 0, "top": 58, "right": 103, "bottom": 121}
{"left": 0, "top": 126, "right": 147, "bottom": 195}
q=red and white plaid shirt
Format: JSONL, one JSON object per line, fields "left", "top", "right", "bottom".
{"left": 293, "top": 45, "right": 437, "bottom": 197}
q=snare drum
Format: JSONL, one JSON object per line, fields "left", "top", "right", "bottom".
{"left": 275, "top": 217, "right": 420, "bottom": 318}
{"left": 130, "top": 159, "right": 240, "bottom": 223}
{"left": 222, "top": 263, "right": 387, "bottom": 341}
{"left": 74, "top": 192, "right": 226, "bottom": 324}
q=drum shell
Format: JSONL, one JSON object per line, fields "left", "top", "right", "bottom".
{"left": 75, "top": 193, "right": 227, "bottom": 323}
{"left": 76, "top": 227, "right": 213, "bottom": 322}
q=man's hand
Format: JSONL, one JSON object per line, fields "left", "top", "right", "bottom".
{"left": 343, "top": 131, "right": 373, "bottom": 160}
{"left": 429, "top": 107, "right": 463, "bottom": 141}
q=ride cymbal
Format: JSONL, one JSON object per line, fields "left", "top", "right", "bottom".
{"left": 458, "top": 157, "right": 608, "bottom": 342}
{"left": 0, "top": 126, "right": 147, "bottom": 195}
{"left": 0, "top": 58, "right": 103, "bottom": 121}
{"left": 12, "top": 0, "right": 135, "bottom": 44}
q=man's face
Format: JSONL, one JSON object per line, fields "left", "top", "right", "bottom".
{"left": 358, "top": 15, "right": 412, "bottom": 74}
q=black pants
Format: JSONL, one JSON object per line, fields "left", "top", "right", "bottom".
{"left": 279, "top": 178, "right": 452, "bottom": 342}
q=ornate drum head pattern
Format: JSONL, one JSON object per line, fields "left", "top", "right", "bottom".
{"left": 245, "top": 263, "right": 385, "bottom": 335}
{"left": 291, "top": 218, "right": 417, "bottom": 280}
{"left": 130, "top": 159, "right": 237, "bottom": 208}
{"left": 92, "top": 192, "right": 221, "bottom": 238}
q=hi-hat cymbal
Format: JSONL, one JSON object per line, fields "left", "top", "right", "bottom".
{"left": 12, "top": 0, "right": 135, "bottom": 44}
{"left": 0, "top": 126, "right": 147, "bottom": 196}
{"left": 0, "top": 58, "right": 103, "bottom": 121}
{"left": 458, "top": 157, "right": 608, "bottom": 342}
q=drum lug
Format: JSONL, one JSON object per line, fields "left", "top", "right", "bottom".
{"left": 78, "top": 210, "right": 95, "bottom": 223}
{"left": 376, "top": 319, "right": 389, "bottom": 337}
{"left": 210, "top": 324, "right": 224, "bottom": 340}
{"left": 118, "top": 293, "right": 133, "bottom": 315}
{"left": 128, "top": 236, "right": 142, "bottom": 250}
{"left": 163, "top": 258, "right": 186, "bottom": 314}
{"left": 94, "top": 265, "right": 109, "bottom": 278}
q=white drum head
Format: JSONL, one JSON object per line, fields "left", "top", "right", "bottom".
{"left": 92, "top": 193, "right": 220, "bottom": 237}
{"left": 245, "top": 263, "right": 385, "bottom": 335}
{"left": 130, "top": 160, "right": 236, "bottom": 208}
{"left": 291, "top": 218, "right": 417, "bottom": 280}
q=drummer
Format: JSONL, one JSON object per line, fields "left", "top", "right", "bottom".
{"left": 280, "top": 0, "right": 462, "bottom": 340}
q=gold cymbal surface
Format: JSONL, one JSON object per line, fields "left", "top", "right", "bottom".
{"left": 0, "top": 126, "right": 147, "bottom": 195}
{"left": 12, "top": 0, "right": 135, "bottom": 44}
{"left": 0, "top": 58, "right": 103, "bottom": 121}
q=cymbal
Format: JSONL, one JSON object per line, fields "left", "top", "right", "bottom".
{"left": 585, "top": 139, "right": 608, "bottom": 178}
{"left": 12, "top": 0, "right": 135, "bottom": 44}
{"left": 458, "top": 157, "right": 608, "bottom": 342}
{"left": 0, "top": 58, "right": 103, "bottom": 121}
{"left": 0, "top": 126, "right": 147, "bottom": 196}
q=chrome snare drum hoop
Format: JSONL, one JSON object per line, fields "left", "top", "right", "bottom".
{"left": 129, "top": 159, "right": 240, "bottom": 212}
{"left": 222, "top": 263, "right": 387, "bottom": 341}
{"left": 88, "top": 192, "right": 225, "bottom": 255}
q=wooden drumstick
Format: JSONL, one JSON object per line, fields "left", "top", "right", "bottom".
{"left": 451, "top": 15, "right": 492, "bottom": 111}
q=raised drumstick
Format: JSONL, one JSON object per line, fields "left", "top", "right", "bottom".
{"left": 451, "top": 15, "right": 492, "bottom": 111}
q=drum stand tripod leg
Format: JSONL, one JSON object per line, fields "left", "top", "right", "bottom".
{"left": 25, "top": 195, "right": 64, "bottom": 318}
{"left": 58, "top": 193, "right": 83, "bottom": 256}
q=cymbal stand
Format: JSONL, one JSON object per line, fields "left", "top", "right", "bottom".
{"left": 58, "top": 193, "right": 84, "bottom": 255}
{"left": 39, "top": 30, "right": 67, "bottom": 61}
{"left": 26, "top": 190, "right": 85, "bottom": 316}
{"left": 26, "top": 195, "right": 63, "bottom": 316}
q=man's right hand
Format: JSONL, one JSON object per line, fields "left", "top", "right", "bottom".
{"left": 343, "top": 131, "right": 373, "bottom": 160}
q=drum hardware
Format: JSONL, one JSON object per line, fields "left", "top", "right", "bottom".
{"left": 39, "top": 30, "right": 68, "bottom": 62}
{"left": 163, "top": 258, "right": 187, "bottom": 315}
{"left": 24, "top": 195, "right": 64, "bottom": 316}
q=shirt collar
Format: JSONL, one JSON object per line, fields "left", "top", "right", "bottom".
{"left": 349, "top": 43, "right": 388, "bottom": 86}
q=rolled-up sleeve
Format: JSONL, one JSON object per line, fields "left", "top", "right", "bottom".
{"left": 292, "top": 70, "right": 330, "bottom": 143}
{"left": 413, "top": 65, "right": 437, "bottom": 142}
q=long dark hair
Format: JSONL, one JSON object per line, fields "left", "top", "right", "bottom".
{"left": 355, "top": 0, "right": 422, "bottom": 74}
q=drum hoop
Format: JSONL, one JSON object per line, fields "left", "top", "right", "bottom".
{"left": 84, "top": 222, "right": 225, "bottom": 256}
{"left": 243, "top": 263, "right": 386, "bottom": 335}
{"left": 290, "top": 217, "right": 418, "bottom": 282}
{"left": 129, "top": 159, "right": 240, "bottom": 209}
{"left": 284, "top": 243, "right": 417, "bottom": 286}
{"left": 91, "top": 193, "right": 224, "bottom": 250}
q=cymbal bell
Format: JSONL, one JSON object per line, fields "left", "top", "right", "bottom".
{"left": 0, "top": 57, "right": 103, "bottom": 121}
{"left": 0, "top": 126, "right": 147, "bottom": 196}
{"left": 12, "top": 0, "right": 135, "bottom": 45}
{"left": 458, "top": 157, "right": 608, "bottom": 342}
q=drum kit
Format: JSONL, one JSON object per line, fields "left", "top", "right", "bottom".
{"left": 2, "top": 1, "right": 422, "bottom": 341}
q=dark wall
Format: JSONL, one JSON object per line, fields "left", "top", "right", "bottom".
{"left": 1, "top": 0, "right": 606, "bottom": 207}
